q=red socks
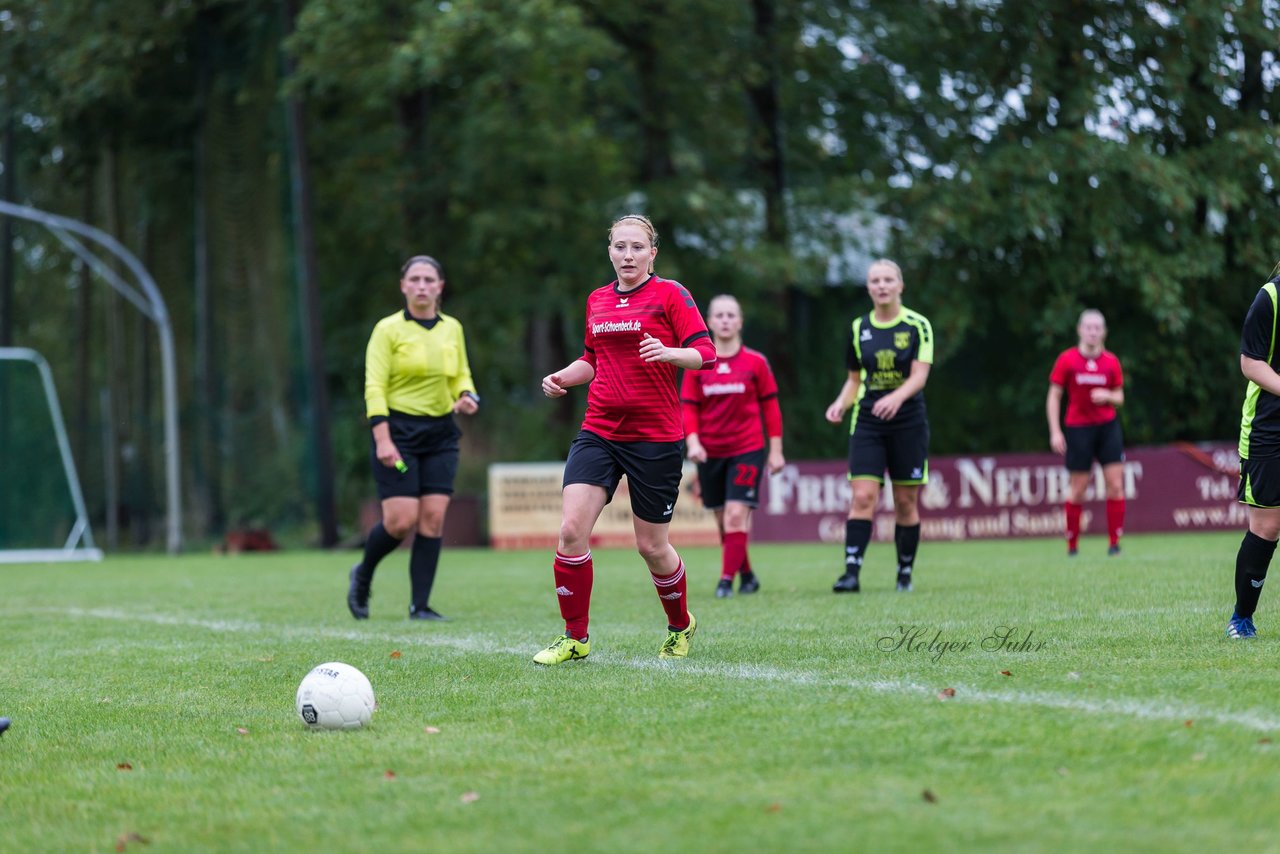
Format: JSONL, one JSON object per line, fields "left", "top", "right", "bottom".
{"left": 651, "top": 559, "right": 690, "bottom": 630}
{"left": 722, "top": 532, "right": 748, "bottom": 582}
{"left": 1065, "top": 502, "right": 1082, "bottom": 552}
{"left": 1106, "top": 498, "right": 1125, "bottom": 547}
{"left": 553, "top": 551, "right": 593, "bottom": 640}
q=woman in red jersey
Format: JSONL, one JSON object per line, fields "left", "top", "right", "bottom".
{"left": 682, "top": 295, "right": 785, "bottom": 598}
{"left": 534, "top": 214, "right": 717, "bottom": 665}
{"left": 1046, "top": 309, "right": 1126, "bottom": 556}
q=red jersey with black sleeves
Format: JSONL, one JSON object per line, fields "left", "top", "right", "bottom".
{"left": 578, "top": 276, "right": 715, "bottom": 441}
{"left": 680, "top": 347, "right": 782, "bottom": 457}
{"left": 1049, "top": 348, "right": 1123, "bottom": 427}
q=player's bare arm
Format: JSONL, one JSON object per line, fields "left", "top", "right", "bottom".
{"left": 826, "top": 371, "right": 861, "bottom": 423}
{"left": 542, "top": 360, "right": 596, "bottom": 398}
{"left": 639, "top": 332, "right": 707, "bottom": 368}
{"left": 872, "top": 361, "right": 931, "bottom": 421}
{"left": 1242, "top": 354, "right": 1280, "bottom": 397}
{"left": 1046, "top": 383, "right": 1066, "bottom": 455}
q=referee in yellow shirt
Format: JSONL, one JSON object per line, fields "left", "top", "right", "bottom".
{"left": 347, "top": 255, "right": 480, "bottom": 621}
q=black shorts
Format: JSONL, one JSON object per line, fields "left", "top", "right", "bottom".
{"left": 1064, "top": 419, "right": 1124, "bottom": 472}
{"left": 848, "top": 420, "right": 929, "bottom": 485}
{"left": 370, "top": 411, "right": 461, "bottom": 499}
{"left": 1239, "top": 456, "right": 1280, "bottom": 508}
{"left": 697, "top": 449, "right": 765, "bottom": 510}
{"left": 562, "top": 430, "right": 684, "bottom": 524}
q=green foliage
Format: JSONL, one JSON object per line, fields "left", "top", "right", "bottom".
{"left": 3, "top": 0, "right": 1277, "bottom": 541}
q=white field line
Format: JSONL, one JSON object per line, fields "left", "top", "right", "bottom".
{"left": 35, "top": 606, "right": 1280, "bottom": 733}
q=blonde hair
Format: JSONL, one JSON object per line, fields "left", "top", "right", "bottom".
{"left": 706, "top": 294, "right": 742, "bottom": 317}
{"left": 866, "top": 258, "right": 903, "bottom": 284}
{"left": 1078, "top": 308, "right": 1106, "bottom": 327}
{"left": 609, "top": 214, "right": 659, "bottom": 275}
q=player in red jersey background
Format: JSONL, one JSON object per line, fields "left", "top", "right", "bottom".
{"left": 1046, "top": 309, "right": 1126, "bottom": 556}
{"left": 682, "top": 295, "right": 785, "bottom": 598}
{"left": 534, "top": 214, "right": 717, "bottom": 665}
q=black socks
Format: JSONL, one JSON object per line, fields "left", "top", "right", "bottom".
{"left": 359, "top": 522, "right": 403, "bottom": 580}
{"left": 895, "top": 523, "right": 920, "bottom": 578}
{"left": 845, "top": 519, "right": 872, "bottom": 577}
{"left": 1235, "top": 530, "right": 1277, "bottom": 619}
{"left": 410, "top": 535, "right": 444, "bottom": 609}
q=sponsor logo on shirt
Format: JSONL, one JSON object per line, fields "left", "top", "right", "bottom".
{"left": 592, "top": 319, "right": 642, "bottom": 334}
{"left": 716, "top": 362, "right": 731, "bottom": 374}
{"left": 702, "top": 382, "right": 746, "bottom": 396}
{"left": 617, "top": 297, "right": 630, "bottom": 307}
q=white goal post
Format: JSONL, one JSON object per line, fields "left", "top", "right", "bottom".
{"left": 0, "top": 199, "right": 181, "bottom": 553}
{"left": 0, "top": 347, "right": 102, "bottom": 562}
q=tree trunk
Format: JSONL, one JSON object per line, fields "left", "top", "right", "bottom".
{"left": 746, "top": 0, "right": 798, "bottom": 379}
{"left": 103, "top": 145, "right": 126, "bottom": 549}
{"left": 283, "top": 0, "right": 339, "bottom": 547}
{"left": 75, "top": 167, "right": 95, "bottom": 491}
{"left": 0, "top": 111, "right": 13, "bottom": 348}
{"left": 193, "top": 12, "right": 223, "bottom": 540}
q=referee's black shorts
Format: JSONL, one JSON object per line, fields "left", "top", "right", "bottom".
{"left": 1063, "top": 418, "right": 1124, "bottom": 472}
{"left": 370, "top": 411, "right": 461, "bottom": 499}
{"left": 562, "top": 429, "right": 684, "bottom": 523}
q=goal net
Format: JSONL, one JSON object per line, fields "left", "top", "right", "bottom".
{"left": 0, "top": 348, "right": 103, "bottom": 562}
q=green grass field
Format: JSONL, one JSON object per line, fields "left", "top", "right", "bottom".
{"left": 2, "top": 532, "right": 1275, "bottom": 852}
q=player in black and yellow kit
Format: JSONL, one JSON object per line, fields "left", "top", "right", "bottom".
{"left": 1227, "top": 263, "right": 1280, "bottom": 639}
{"left": 825, "top": 259, "right": 934, "bottom": 593}
{"left": 347, "top": 255, "right": 480, "bottom": 621}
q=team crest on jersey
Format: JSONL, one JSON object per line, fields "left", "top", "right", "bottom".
{"left": 861, "top": 328, "right": 872, "bottom": 341}
{"left": 894, "top": 331, "right": 911, "bottom": 350}
{"left": 1086, "top": 359, "right": 1097, "bottom": 371}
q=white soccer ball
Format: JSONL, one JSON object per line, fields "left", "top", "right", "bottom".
{"left": 295, "top": 662, "right": 375, "bottom": 730}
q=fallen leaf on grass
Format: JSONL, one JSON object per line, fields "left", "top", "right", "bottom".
{"left": 460, "top": 791, "right": 480, "bottom": 804}
{"left": 765, "top": 803, "right": 782, "bottom": 813}
{"left": 424, "top": 726, "right": 441, "bottom": 734}
{"left": 236, "top": 728, "right": 249, "bottom": 735}
{"left": 114, "top": 831, "right": 150, "bottom": 851}
{"left": 999, "top": 670, "right": 1012, "bottom": 677}
{"left": 390, "top": 651, "right": 402, "bottom": 659}
{"left": 1184, "top": 720, "right": 1194, "bottom": 728}
{"left": 937, "top": 688, "right": 956, "bottom": 700}
{"left": 256, "top": 655, "right": 274, "bottom": 662}
{"left": 116, "top": 762, "right": 133, "bottom": 771}
{"left": 922, "top": 789, "right": 938, "bottom": 804}
{"left": 100, "top": 697, "right": 112, "bottom": 704}
{"left": 383, "top": 770, "right": 397, "bottom": 780}
{"left": 1259, "top": 737, "right": 1273, "bottom": 745}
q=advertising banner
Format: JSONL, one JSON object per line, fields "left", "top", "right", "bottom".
{"left": 487, "top": 462, "right": 719, "bottom": 550}
{"left": 753, "top": 442, "right": 1242, "bottom": 543}
{"left": 488, "top": 443, "right": 1241, "bottom": 548}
